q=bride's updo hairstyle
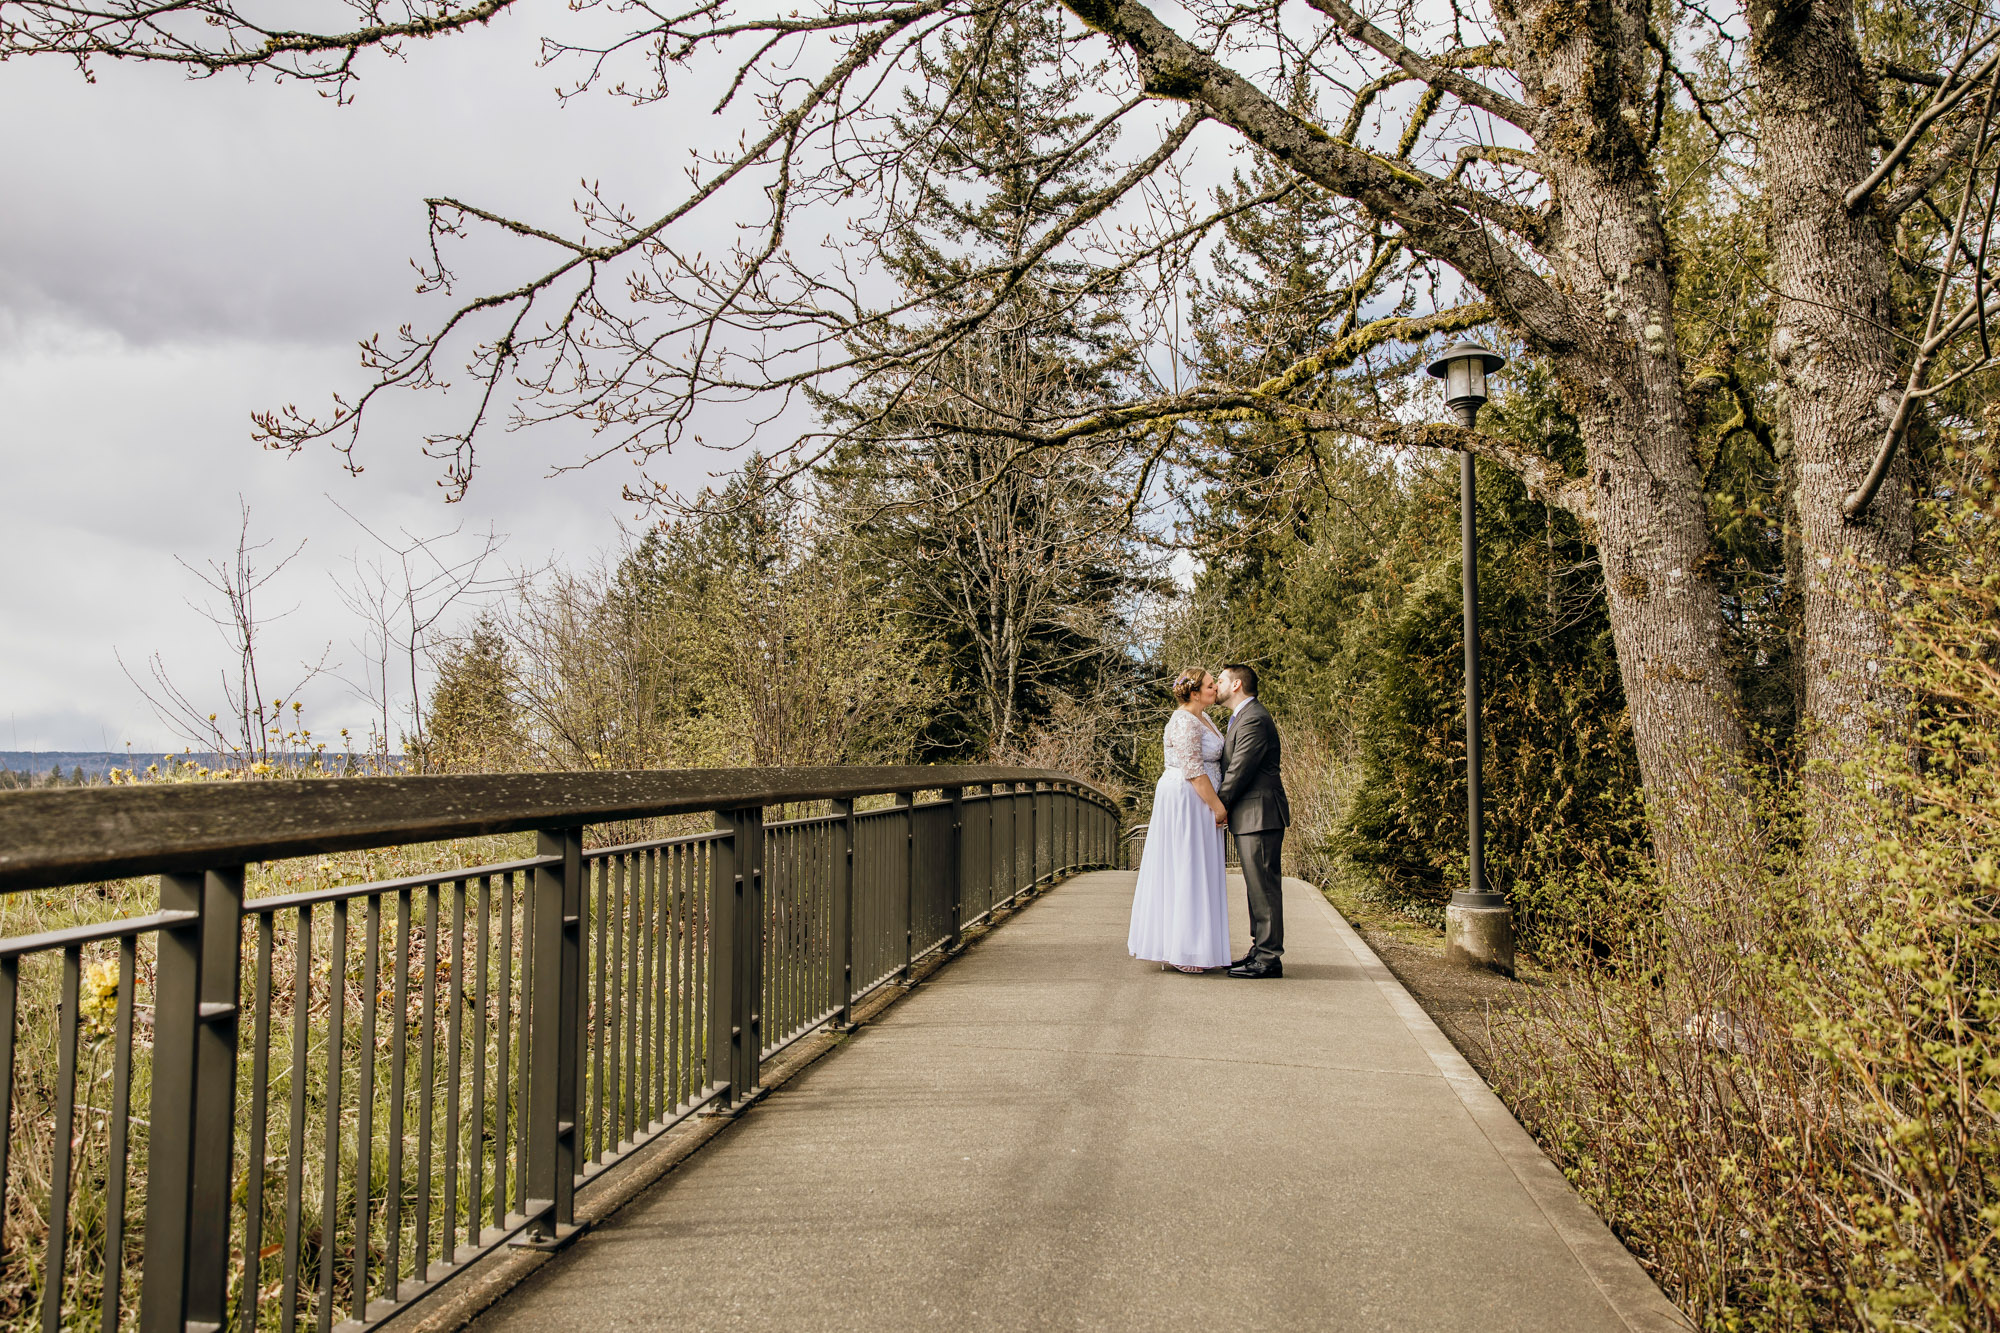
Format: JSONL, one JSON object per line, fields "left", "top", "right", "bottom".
{"left": 1170, "top": 667, "right": 1209, "bottom": 703}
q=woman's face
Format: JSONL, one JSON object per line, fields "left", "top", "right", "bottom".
{"left": 1195, "top": 673, "right": 1218, "bottom": 708}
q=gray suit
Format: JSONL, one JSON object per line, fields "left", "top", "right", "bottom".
{"left": 1217, "top": 698, "right": 1289, "bottom": 965}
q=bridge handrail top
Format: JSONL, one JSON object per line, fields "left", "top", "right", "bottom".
{"left": 0, "top": 764, "right": 1113, "bottom": 892}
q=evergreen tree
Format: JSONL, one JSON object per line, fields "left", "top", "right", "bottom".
{"left": 1184, "top": 128, "right": 1647, "bottom": 945}
{"left": 814, "top": 6, "right": 1148, "bottom": 765}
{"left": 599, "top": 457, "right": 936, "bottom": 767}
{"left": 413, "top": 615, "right": 520, "bottom": 772}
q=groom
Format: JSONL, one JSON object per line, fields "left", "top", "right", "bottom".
{"left": 1216, "top": 664, "right": 1290, "bottom": 979}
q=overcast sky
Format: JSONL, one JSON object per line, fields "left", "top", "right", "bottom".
{"left": 0, "top": 4, "right": 1456, "bottom": 756}
{"left": 0, "top": 15, "right": 751, "bottom": 753}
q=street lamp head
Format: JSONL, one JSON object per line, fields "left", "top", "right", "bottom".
{"left": 1425, "top": 342, "right": 1507, "bottom": 422}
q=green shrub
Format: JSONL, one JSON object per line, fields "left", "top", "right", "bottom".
{"left": 1495, "top": 461, "right": 2000, "bottom": 1329}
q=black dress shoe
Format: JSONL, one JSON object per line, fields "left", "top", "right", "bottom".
{"left": 1227, "top": 960, "right": 1283, "bottom": 979}
{"left": 1230, "top": 954, "right": 1255, "bottom": 970}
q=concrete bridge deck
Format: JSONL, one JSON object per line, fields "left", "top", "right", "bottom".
{"left": 469, "top": 871, "right": 1684, "bottom": 1331}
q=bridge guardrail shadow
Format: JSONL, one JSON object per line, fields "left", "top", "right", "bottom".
{"left": 0, "top": 766, "right": 1119, "bottom": 1332}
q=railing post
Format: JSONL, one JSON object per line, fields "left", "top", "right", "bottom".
{"left": 714, "top": 805, "right": 765, "bottom": 1105}
{"left": 707, "top": 809, "right": 737, "bottom": 1101}
{"left": 1073, "top": 791, "right": 1082, "bottom": 870}
{"left": 1015, "top": 782, "right": 1028, "bottom": 899}
{"left": 1030, "top": 783, "right": 1044, "bottom": 889}
{"left": 1059, "top": 787, "right": 1071, "bottom": 873}
{"left": 830, "top": 797, "right": 855, "bottom": 1028}
{"left": 139, "top": 866, "right": 243, "bottom": 1333}
{"left": 523, "top": 827, "right": 582, "bottom": 1246}
{"left": 987, "top": 783, "right": 999, "bottom": 912}
{"left": 894, "top": 790, "right": 915, "bottom": 978}
{"left": 1000, "top": 782, "right": 1018, "bottom": 906}
{"left": 944, "top": 786, "right": 965, "bottom": 952}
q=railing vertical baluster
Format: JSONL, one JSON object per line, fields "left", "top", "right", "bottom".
{"left": 387, "top": 889, "right": 411, "bottom": 1296}
{"left": 692, "top": 841, "right": 705, "bottom": 1105}
{"left": 667, "top": 847, "right": 682, "bottom": 1110}
{"left": 495, "top": 872, "right": 513, "bottom": 1228}
{"left": 667, "top": 845, "right": 679, "bottom": 1108}
{"left": 746, "top": 808, "right": 765, "bottom": 1096}
{"left": 355, "top": 895, "right": 381, "bottom": 1319}
{"left": 831, "top": 798, "right": 854, "bottom": 1027}
{"left": 416, "top": 884, "right": 440, "bottom": 1277}
{"left": 623, "top": 853, "right": 637, "bottom": 1144}
{"left": 42, "top": 945, "right": 81, "bottom": 1333}
{"left": 790, "top": 827, "right": 800, "bottom": 1040}
{"left": 689, "top": 840, "right": 702, "bottom": 1103}
{"left": 471, "top": 877, "right": 491, "bottom": 1240}
{"left": 768, "top": 830, "right": 782, "bottom": 1046}
{"left": 140, "top": 866, "right": 242, "bottom": 1333}
{"left": 640, "top": 851, "right": 655, "bottom": 1130}
{"left": 591, "top": 856, "right": 607, "bottom": 1165}
{"left": 445, "top": 882, "right": 467, "bottom": 1261}
{"left": 766, "top": 831, "right": 779, "bottom": 1053}
{"left": 102, "top": 935, "right": 138, "bottom": 1333}
{"left": 318, "top": 899, "right": 348, "bottom": 1333}
{"left": 661, "top": 846, "right": 675, "bottom": 1115}
{"left": 524, "top": 827, "right": 583, "bottom": 1245}
{"left": 280, "top": 906, "right": 313, "bottom": 1331}
{"left": 0, "top": 957, "right": 14, "bottom": 1284}
{"left": 576, "top": 854, "right": 591, "bottom": 1178}
{"left": 944, "top": 787, "right": 965, "bottom": 953}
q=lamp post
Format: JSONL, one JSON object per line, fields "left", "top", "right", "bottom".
{"left": 1425, "top": 342, "right": 1515, "bottom": 977}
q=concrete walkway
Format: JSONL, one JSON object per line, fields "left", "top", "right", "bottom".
{"left": 473, "top": 872, "right": 1685, "bottom": 1332}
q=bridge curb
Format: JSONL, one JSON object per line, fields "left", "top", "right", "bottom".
{"left": 1303, "top": 881, "right": 1694, "bottom": 1333}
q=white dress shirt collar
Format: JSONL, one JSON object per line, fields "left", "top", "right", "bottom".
{"left": 1230, "top": 694, "right": 1256, "bottom": 717}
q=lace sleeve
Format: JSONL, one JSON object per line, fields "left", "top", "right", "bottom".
{"left": 1163, "top": 710, "right": 1205, "bottom": 782}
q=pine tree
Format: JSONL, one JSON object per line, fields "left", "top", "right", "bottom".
{"left": 603, "top": 457, "right": 937, "bottom": 767}
{"left": 413, "top": 616, "right": 520, "bottom": 772}
{"left": 815, "top": 6, "right": 1147, "bottom": 763}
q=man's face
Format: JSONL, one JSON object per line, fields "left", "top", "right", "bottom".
{"left": 1218, "top": 671, "right": 1240, "bottom": 704}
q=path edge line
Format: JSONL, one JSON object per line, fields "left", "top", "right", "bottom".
{"left": 1297, "top": 879, "right": 1693, "bottom": 1333}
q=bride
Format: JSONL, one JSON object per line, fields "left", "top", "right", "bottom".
{"left": 1127, "top": 667, "right": 1231, "bottom": 973}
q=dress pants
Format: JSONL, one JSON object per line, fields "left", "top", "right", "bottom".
{"left": 1234, "top": 828, "right": 1284, "bottom": 964}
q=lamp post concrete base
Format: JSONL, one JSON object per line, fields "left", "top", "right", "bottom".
{"left": 1445, "top": 901, "right": 1515, "bottom": 977}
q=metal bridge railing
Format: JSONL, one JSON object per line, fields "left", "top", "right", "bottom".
{"left": 0, "top": 765, "right": 1119, "bottom": 1333}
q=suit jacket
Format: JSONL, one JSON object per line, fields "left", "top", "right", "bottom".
{"left": 1217, "top": 698, "right": 1290, "bottom": 834}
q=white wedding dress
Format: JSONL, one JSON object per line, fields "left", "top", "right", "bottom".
{"left": 1127, "top": 708, "right": 1231, "bottom": 969}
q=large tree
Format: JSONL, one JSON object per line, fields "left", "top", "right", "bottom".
{"left": 258, "top": 0, "right": 2000, "bottom": 892}
{"left": 816, "top": 2, "right": 1147, "bottom": 759}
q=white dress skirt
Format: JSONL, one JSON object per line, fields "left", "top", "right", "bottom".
{"left": 1127, "top": 708, "right": 1231, "bottom": 969}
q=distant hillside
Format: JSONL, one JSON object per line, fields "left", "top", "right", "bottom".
{"left": 0, "top": 752, "right": 400, "bottom": 784}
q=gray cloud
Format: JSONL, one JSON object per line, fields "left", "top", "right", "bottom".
{"left": 1, "top": 20, "right": 739, "bottom": 749}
